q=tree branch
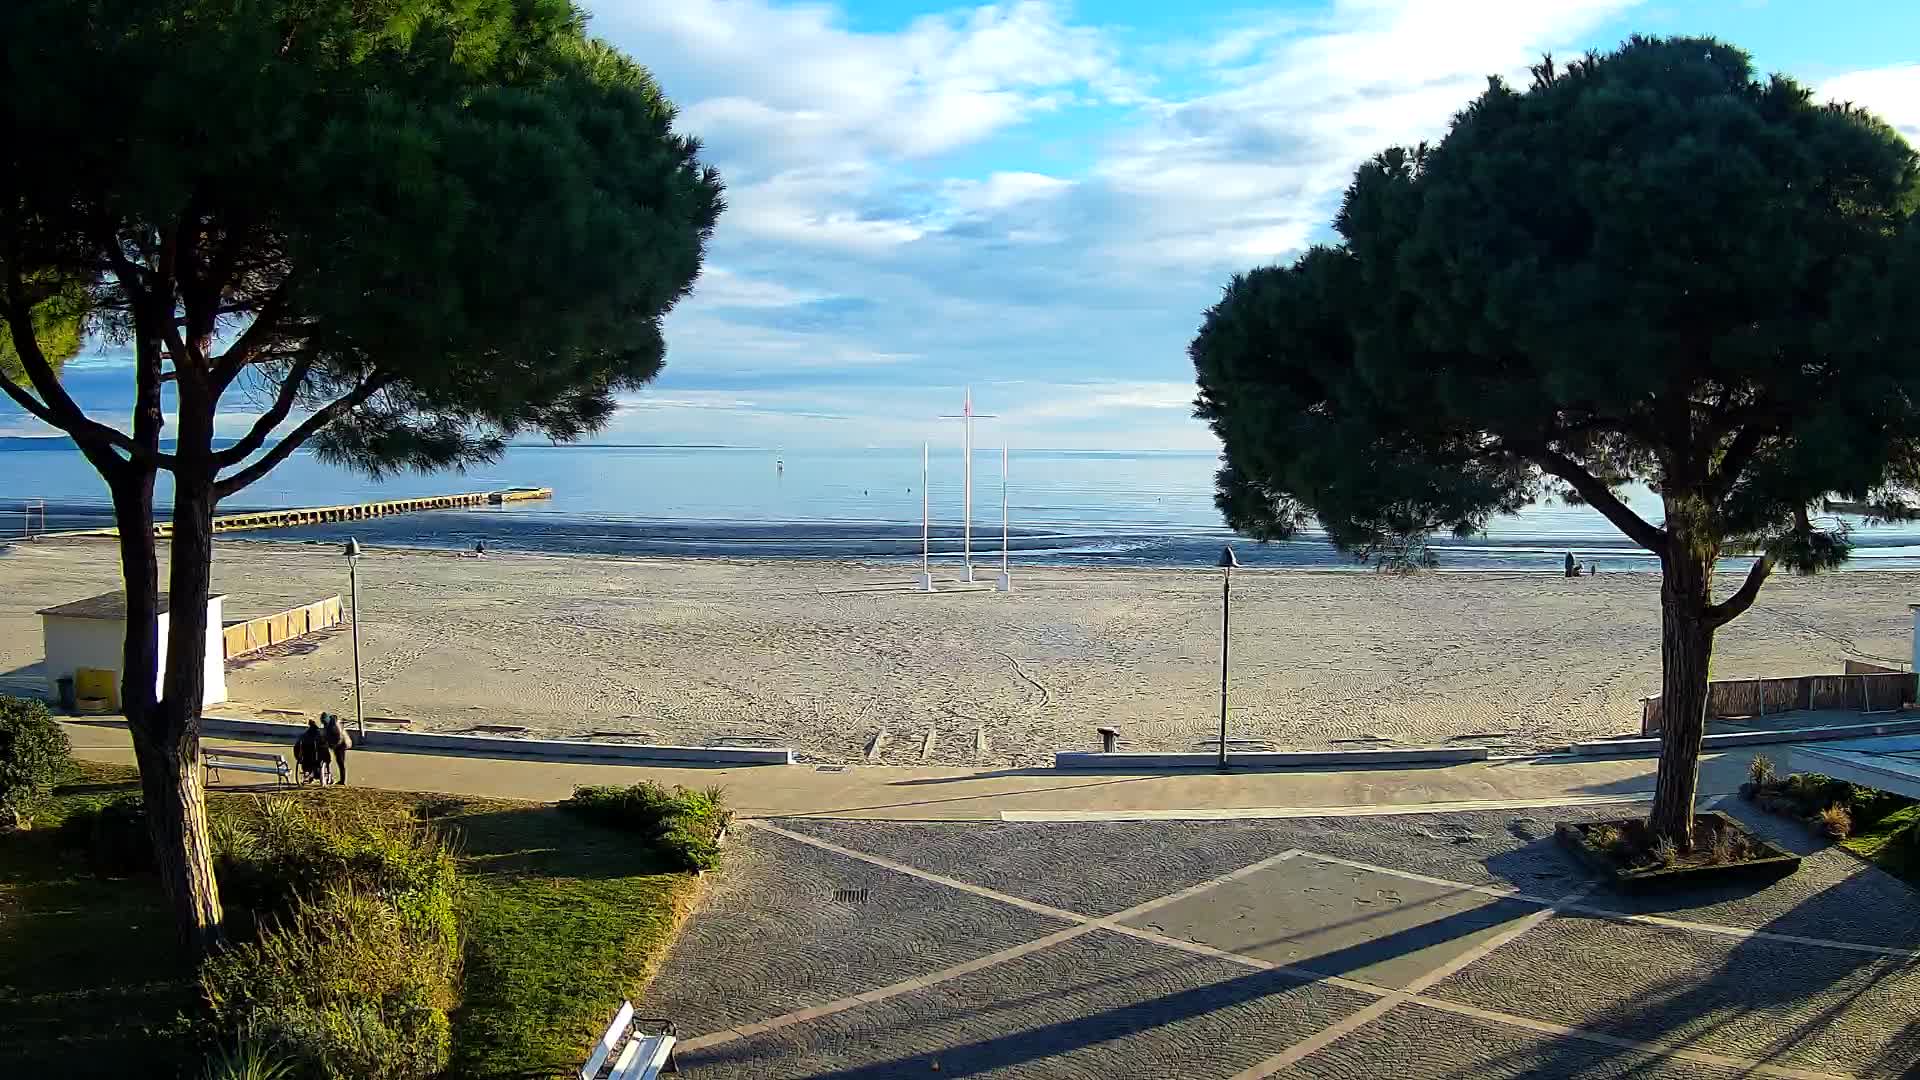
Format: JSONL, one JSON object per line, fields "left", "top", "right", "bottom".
{"left": 1529, "top": 445, "right": 1669, "bottom": 551}
{"left": 2, "top": 262, "right": 166, "bottom": 469}
{"left": 1709, "top": 422, "right": 1769, "bottom": 499}
{"left": 213, "top": 372, "right": 391, "bottom": 499}
{"left": 211, "top": 279, "right": 294, "bottom": 390}
{"left": 211, "top": 356, "right": 313, "bottom": 467}
{"left": 1705, "top": 556, "right": 1773, "bottom": 629}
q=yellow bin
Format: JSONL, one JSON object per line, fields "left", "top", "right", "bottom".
{"left": 75, "top": 667, "right": 119, "bottom": 711}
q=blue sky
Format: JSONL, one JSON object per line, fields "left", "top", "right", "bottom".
{"left": 11, "top": 0, "right": 1920, "bottom": 451}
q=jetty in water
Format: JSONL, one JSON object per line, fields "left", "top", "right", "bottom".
{"left": 61, "top": 487, "right": 553, "bottom": 539}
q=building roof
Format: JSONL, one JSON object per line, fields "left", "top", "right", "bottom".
{"left": 36, "top": 591, "right": 226, "bottom": 621}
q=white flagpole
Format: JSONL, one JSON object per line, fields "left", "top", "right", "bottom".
{"left": 916, "top": 440, "right": 933, "bottom": 592}
{"left": 963, "top": 386, "right": 974, "bottom": 581}
{"left": 996, "top": 445, "right": 1012, "bottom": 592}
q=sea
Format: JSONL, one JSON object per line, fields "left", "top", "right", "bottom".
{"left": 7, "top": 442, "right": 1920, "bottom": 572}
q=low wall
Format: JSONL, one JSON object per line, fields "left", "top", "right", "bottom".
{"left": 1054, "top": 746, "right": 1490, "bottom": 770}
{"left": 223, "top": 596, "right": 342, "bottom": 661}
{"left": 1640, "top": 671, "right": 1915, "bottom": 735}
{"left": 1576, "top": 715, "right": 1920, "bottom": 757}
{"left": 193, "top": 714, "right": 794, "bottom": 765}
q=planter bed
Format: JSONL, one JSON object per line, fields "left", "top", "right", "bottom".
{"left": 1556, "top": 811, "right": 1800, "bottom": 891}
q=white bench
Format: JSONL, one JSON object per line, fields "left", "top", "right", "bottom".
{"left": 580, "top": 1001, "right": 677, "bottom": 1079}
{"left": 202, "top": 748, "right": 291, "bottom": 786}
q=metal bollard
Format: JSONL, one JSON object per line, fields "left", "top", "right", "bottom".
{"left": 1098, "top": 726, "right": 1119, "bottom": 753}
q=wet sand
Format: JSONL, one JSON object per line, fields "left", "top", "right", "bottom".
{"left": 2, "top": 538, "right": 1913, "bottom": 764}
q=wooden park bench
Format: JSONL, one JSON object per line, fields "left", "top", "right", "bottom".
{"left": 580, "top": 1001, "right": 677, "bottom": 1079}
{"left": 202, "top": 747, "right": 291, "bottom": 786}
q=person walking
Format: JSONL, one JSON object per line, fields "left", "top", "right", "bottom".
{"left": 321, "top": 712, "right": 353, "bottom": 785}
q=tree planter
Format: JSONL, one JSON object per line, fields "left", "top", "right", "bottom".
{"left": 1556, "top": 812, "right": 1800, "bottom": 891}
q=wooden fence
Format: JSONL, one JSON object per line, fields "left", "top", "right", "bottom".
{"left": 1641, "top": 670, "right": 1916, "bottom": 735}
{"left": 222, "top": 596, "right": 343, "bottom": 661}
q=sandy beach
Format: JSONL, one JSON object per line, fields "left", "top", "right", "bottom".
{"left": 2, "top": 538, "right": 1915, "bottom": 764}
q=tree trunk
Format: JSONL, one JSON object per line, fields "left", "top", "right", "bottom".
{"left": 1650, "top": 546, "right": 1715, "bottom": 849}
{"left": 130, "top": 717, "right": 223, "bottom": 951}
{"left": 149, "top": 458, "right": 225, "bottom": 951}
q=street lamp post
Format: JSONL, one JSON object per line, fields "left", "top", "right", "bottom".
{"left": 345, "top": 537, "right": 364, "bottom": 739}
{"left": 1217, "top": 544, "right": 1239, "bottom": 771}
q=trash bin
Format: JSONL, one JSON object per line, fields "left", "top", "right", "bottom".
{"left": 56, "top": 675, "right": 77, "bottom": 712}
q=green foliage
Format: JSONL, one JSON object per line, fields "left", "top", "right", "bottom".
{"left": 1748, "top": 754, "right": 1776, "bottom": 787}
{"left": 0, "top": 0, "right": 722, "bottom": 476}
{"left": 0, "top": 696, "right": 69, "bottom": 827}
{"left": 199, "top": 1036, "right": 298, "bottom": 1080}
{"left": 560, "top": 782, "right": 731, "bottom": 871}
{"left": 1192, "top": 36, "right": 1920, "bottom": 575}
{"left": 201, "top": 798, "right": 461, "bottom": 1080}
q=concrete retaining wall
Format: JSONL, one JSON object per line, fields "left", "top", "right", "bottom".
{"left": 1054, "top": 746, "right": 1490, "bottom": 770}
{"left": 193, "top": 714, "right": 794, "bottom": 765}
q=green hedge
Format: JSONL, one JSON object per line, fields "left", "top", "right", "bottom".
{"left": 560, "top": 782, "right": 731, "bottom": 871}
{"left": 201, "top": 798, "right": 461, "bottom": 1080}
{"left": 0, "top": 695, "right": 69, "bottom": 828}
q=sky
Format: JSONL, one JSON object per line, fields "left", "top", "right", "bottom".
{"left": 11, "top": 0, "right": 1920, "bottom": 452}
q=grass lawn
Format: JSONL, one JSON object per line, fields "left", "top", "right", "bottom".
{"left": 0, "top": 759, "right": 703, "bottom": 1079}
{"left": 1842, "top": 803, "right": 1920, "bottom": 888}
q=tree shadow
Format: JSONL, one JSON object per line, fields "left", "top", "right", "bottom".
{"left": 447, "top": 805, "right": 680, "bottom": 882}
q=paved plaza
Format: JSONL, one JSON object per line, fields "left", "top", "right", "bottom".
{"left": 646, "top": 802, "right": 1920, "bottom": 1079}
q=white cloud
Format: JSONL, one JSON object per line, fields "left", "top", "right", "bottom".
{"left": 581, "top": 0, "right": 1646, "bottom": 448}
{"left": 1821, "top": 64, "right": 1920, "bottom": 142}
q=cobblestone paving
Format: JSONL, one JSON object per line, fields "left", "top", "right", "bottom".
{"left": 645, "top": 826, "right": 1072, "bottom": 1033}
{"left": 647, "top": 808, "right": 1920, "bottom": 1078}
{"left": 1430, "top": 912, "right": 1920, "bottom": 1076}
{"left": 1270, "top": 1001, "right": 1753, "bottom": 1079}
{"left": 677, "top": 932, "right": 1377, "bottom": 1079}
{"left": 1124, "top": 856, "right": 1547, "bottom": 989}
{"left": 1588, "top": 803, "right": 1920, "bottom": 949}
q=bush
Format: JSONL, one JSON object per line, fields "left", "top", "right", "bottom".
{"left": 0, "top": 696, "right": 69, "bottom": 829}
{"left": 1817, "top": 804, "right": 1853, "bottom": 840}
{"left": 202, "top": 798, "right": 461, "bottom": 1080}
{"left": 199, "top": 1036, "right": 298, "bottom": 1080}
{"left": 560, "top": 783, "right": 732, "bottom": 871}
{"left": 1747, "top": 754, "right": 1776, "bottom": 788}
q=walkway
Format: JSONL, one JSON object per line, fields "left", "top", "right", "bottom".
{"left": 64, "top": 719, "right": 1767, "bottom": 821}
{"left": 649, "top": 807, "right": 1920, "bottom": 1078}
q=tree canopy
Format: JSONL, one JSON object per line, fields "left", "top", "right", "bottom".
{"left": 1, "top": 0, "right": 723, "bottom": 484}
{"left": 0, "top": 0, "right": 723, "bottom": 948}
{"left": 1191, "top": 36, "right": 1920, "bottom": 843}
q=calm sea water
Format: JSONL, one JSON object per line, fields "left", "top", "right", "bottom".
{"left": 6, "top": 443, "right": 1920, "bottom": 571}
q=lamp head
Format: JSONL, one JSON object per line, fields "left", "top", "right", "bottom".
{"left": 344, "top": 537, "right": 362, "bottom": 559}
{"left": 1217, "top": 544, "right": 1240, "bottom": 569}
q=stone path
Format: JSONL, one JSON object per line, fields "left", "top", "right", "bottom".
{"left": 646, "top": 802, "right": 1920, "bottom": 1078}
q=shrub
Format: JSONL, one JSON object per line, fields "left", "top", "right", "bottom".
{"left": 0, "top": 696, "right": 69, "bottom": 829}
{"left": 200, "top": 1036, "right": 297, "bottom": 1080}
{"left": 1650, "top": 835, "right": 1679, "bottom": 867}
{"left": 561, "top": 782, "right": 732, "bottom": 871}
{"left": 202, "top": 798, "right": 461, "bottom": 1080}
{"left": 1586, "top": 824, "right": 1623, "bottom": 852}
{"left": 202, "top": 886, "right": 456, "bottom": 1080}
{"left": 1817, "top": 804, "right": 1853, "bottom": 840}
{"left": 1747, "top": 754, "right": 1776, "bottom": 788}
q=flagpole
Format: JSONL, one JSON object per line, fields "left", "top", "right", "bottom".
{"left": 963, "top": 386, "right": 974, "bottom": 582}
{"left": 996, "top": 445, "right": 1012, "bottom": 592}
{"left": 916, "top": 441, "right": 933, "bottom": 591}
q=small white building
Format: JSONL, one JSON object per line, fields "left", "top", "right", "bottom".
{"left": 38, "top": 591, "right": 227, "bottom": 710}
